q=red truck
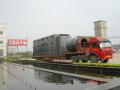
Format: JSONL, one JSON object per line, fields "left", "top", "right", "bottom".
{"left": 33, "top": 35, "right": 113, "bottom": 63}
{"left": 65, "top": 36, "right": 113, "bottom": 63}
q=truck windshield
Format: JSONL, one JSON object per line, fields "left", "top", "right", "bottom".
{"left": 100, "top": 41, "right": 112, "bottom": 49}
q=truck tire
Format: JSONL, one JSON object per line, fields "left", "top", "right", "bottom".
{"left": 81, "top": 60, "right": 88, "bottom": 63}
{"left": 89, "top": 55, "right": 98, "bottom": 63}
{"left": 71, "top": 56, "right": 79, "bottom": 63}
{"left": 102, "top": 59, "right": 108, "bottom": 63}
{"left": 65, "top": 56, "right": 70, "bottom": 60}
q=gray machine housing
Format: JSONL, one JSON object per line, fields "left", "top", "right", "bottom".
{"left": 33, "top": 34, "right": 71, "bottom": 56}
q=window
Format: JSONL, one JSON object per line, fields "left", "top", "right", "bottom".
{"left": 51, "top": 49, "right": 54, "bottom": 51}
{"left": 45, "top": 37, "right": 48, "bottom": 39}
{"left": 0, "top": 41, "right": 3, "bottom": 44}
{"left": 91, "top": 42, "right": 98, "bottom": 48}
{"left": 51, "top": 35, "right": 54, "bottom": 38}
{"left": 100, "top": 41, "right": 112, "bottom": 49}
{"left": 0, "top": 31, "right": 3, "bottom": 34}
{"left": 0, "top": 49, "right": 3, "bottom": 56}
{"left": 51, "top": 42, "right": 54, "bottom": 45}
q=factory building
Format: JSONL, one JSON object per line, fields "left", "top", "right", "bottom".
{"left": 94, "top": 20, "right": 107, "bottom": 37}
{"left": 0, "top": 23, "right": 7, "bottom": 58}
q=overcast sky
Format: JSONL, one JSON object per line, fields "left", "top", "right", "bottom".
{"left": 0, "top": 0, "right": 120, "bottom": 51}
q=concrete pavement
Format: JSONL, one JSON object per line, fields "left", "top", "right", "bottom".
{"left": 108, "top": 53, "right": 120, "bottom": 64}
{"left": 0, "top": 80, "right": 8, "bottom": 90}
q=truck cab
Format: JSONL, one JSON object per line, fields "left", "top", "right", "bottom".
{"left": 89, "top": 37, "right": 113, "bottom": 63}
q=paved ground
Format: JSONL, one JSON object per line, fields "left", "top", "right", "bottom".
{"left": 108, "top": 53, "right": 120, "bottom": 64}
{"left": 0, "top": 80, "right": 8, "bottom": 90}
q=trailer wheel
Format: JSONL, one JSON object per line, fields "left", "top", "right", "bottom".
{"left": 102, "top": 59, "right": 108, "bottom": 63}
{"left": 65, "top": 56, "right": 70, "bottom": 60}
{"left": 89, "top": 55, "right": 98, "bottom": 63}
{"left": 71, "top": 56, "right": 79, "bottom": 63}
{"left": 81, "top": 60, "right": 88, "bottom": 63}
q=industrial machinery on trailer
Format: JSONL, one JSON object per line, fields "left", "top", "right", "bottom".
{"left": 33, "top": 34, "right": 113, "bottom": 63}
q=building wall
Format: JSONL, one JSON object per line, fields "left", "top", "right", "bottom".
{"left": 0, "top": 23, "right": 7, "bottom": 57}
{"left": 94, "top": 20, "right": 107, "bottom": 37}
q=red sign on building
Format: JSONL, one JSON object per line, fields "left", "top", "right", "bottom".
{"left": 8, "top": 39, "right": 27, "bottom": 46}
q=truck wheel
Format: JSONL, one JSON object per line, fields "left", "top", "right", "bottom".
{"left": 89, "top": 55, "right": 98, "bottom": 63}
{"left": 81, "top": 60, "right": 88, "bottom": 63}
{"left": 65, "top": 56, "right": 70, "bottom": 60}
{"left": 102, "top": 59, "right": 108, "bottom": 63}
{"left": 71, "top": 56, "right": 79, "bottom": 63}
{"left": 74, "top": 59, "right": 79, "bottom": 63}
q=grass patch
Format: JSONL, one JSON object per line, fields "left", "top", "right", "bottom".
{"left": 5, "top": 55, "right": 22, "bottom": 62}
{"left": 73, "top": 62, "right": 120, "bottom": 67}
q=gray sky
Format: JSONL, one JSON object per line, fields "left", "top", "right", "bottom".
{"left": 0, "top": 0, "right": 120, "bottom": 51}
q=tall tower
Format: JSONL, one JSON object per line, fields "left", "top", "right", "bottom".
{"left": 94, "top": 20, "right": 107, "bottom": 37}
{"left": 0, "top": 23, "right": 7, "bottom": 58}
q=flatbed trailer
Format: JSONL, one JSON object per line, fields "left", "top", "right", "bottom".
{"left": 33, "top": 55, "right": 65, "bottom": 61}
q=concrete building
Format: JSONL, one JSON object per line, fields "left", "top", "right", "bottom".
{"left": 94, "top": 20, "right": 107, "bottom": 37}
{"left": 0, "top": 23, "right": 7, "bottom": 58}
